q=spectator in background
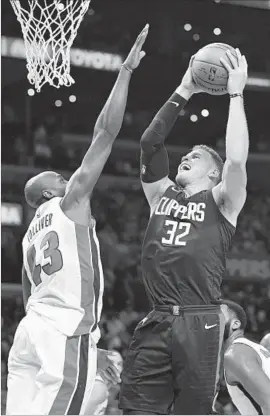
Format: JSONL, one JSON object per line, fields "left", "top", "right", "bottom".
{"left": 33, "top": 124, "right": 51, "bottom": 167}
{"left": 49, "top": 127, "right": 71, "bottom": 170}
{"left": 14, "top": 135, "right": 28, "bottom": 165}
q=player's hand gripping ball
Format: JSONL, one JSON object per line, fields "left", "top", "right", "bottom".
{"left": 191, "top": 43, "right": 239, "bottom": 95}
{"left": 220, "top": 48, "right": 248, "bottom": 95}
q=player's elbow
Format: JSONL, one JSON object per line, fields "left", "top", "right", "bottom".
{"left": 224, "top": 160, "right": 247, "bottom": 188}
{"left": 93, "top": 126, "right": 114, "bottom": 144}
{"left": 226, "top": 150, "right": 248, "bottom": 166}
{"left": 226, "top": 158, "right": 247, "bottom": 170}
{"left": 140, "top": 129, "right": 152, "bottom": 152}
{"left": 140, "top": 127, "right": 162, "bottom": 153}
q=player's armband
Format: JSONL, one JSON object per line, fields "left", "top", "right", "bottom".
{"left": 140, "top": 145, "right": 169, "bottom": 183}
{"left": 140, "top": 94, "right": 187, "bottom": 153}
{"left": 140, "top": 93, "right": 187, "bottom": 183}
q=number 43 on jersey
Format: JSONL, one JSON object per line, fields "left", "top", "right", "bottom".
{"left": 27, "top": 231, "right": 63, "bottom": 286}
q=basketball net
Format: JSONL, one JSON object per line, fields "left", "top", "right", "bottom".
{"left": 10, "top": 0, "right": 91, "bottom": 92}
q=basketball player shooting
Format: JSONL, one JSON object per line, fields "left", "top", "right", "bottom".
{"left": 119, "top": 49, "right": 249, "bottom": 415}
{"left": 222, "top": 301, "right": 270, "bottom": 415}
{"left": 6, "top": 24, "right": 149, "bottom": 416}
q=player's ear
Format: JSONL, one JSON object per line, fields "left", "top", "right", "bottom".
{"left": 231, "top": 319, "right": 241, "bottom": 331}
{"left": 208, "top": 168, "right": 219, "bottom": 182}
{"left": 42, "top": 190, "right": 53, "bottom": 200}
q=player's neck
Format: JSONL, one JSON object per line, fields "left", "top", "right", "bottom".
{"left": 182, "top": 181, "right": 211, "bottom": 197}
{"left": 225, "top": 330, "right": 244, "bottom": 351}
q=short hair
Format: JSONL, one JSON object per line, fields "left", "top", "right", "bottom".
{"left": 24, "top": 175, "right": 46, "bottom": 209}
{"left": 193, "top": 145, "right": 224, "bottom": 183}
{"left": 222, "top": 299, "right": 247, "bottom": 330}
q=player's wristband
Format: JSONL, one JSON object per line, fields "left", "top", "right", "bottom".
{"left": 230, "top": 93, "right": 243, "bottom": 99}
{"left": 168, "top": 92, "right": 188, "bottom": 108}
{"left": 121, "top": 63, "right": 133, "bottom": 74}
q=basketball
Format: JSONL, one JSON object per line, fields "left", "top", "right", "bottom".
{"left": 191, "top": 43, "right": 237, "bottom": 95}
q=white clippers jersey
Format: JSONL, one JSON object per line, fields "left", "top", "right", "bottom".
{"left": 22, "top": 197, "right": 104, "bottom": 338}
{"left": 225, "top": 337, "right": 270, "bottom": 415}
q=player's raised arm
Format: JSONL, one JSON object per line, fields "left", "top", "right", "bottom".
{"left": 62, "top": 24, "right": 149, "bottom": 207}
{"left": 140, "top": 57, "right": 203, "bottom": 211}
{"left": 212, "top": 49, "right": 249, "bottom": 226}
{"left": 225, "top": 346, "right": 270, "bottom": 415}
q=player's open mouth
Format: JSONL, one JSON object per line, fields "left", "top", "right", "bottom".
{"left": 180, "top": 163, "right": 191, "bottom": 171}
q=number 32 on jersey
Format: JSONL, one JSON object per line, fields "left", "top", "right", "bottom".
{"left": 162, "top": 220, "right": 191, "bottom": 246}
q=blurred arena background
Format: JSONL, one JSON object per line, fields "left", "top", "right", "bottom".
{"left": 1, "top": 0, "right": 270, "bottom": 414}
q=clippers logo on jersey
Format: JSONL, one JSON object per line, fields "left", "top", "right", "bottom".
{"left": 155, "top": 196, "right": 206, "bottom": 222}
{"left": 154, "top": 197, "right": 206, "bottom": 247}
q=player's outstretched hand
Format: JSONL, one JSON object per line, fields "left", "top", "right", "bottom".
{"left": 97, "top": 349, "right": 121, "bottom": 386}
{"left": 179, "top": 55, "right": 205, "bottom": 97}
{"left": 220, "top": 48, "right": 248, "bottom": 95}
{"left": 123, "top": 24, "right": 149, "bottom": 71}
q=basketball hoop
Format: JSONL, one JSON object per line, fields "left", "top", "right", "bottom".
{"left": 10, "top": 0, "right": 91, "bottom": 92}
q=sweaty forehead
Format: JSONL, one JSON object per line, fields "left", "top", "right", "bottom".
{"left": 182, "top": 149, "right": 210, "bottom": 161}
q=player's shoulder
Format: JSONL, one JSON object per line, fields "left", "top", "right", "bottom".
{"left": 225, "top": 341, "right": 260, "bottom": 370}
{"left": 37, "top": 197, "right": 61, "bottom": 214}
{"left": 224, "top": 344, "right": 240, "bottom": 368}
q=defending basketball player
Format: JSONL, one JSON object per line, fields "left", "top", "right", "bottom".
{"left": 6, "top": 25, "right": 148, "bottom": 416}
{"left": 119, "top": 49, "right": 249, "bottom": 415}
{"left": 222, "top": 300, "right": 270, "bottom": 415}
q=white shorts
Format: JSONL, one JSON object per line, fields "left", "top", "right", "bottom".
{"left": 6, "top": 310, "right": 97, "bottom": 415}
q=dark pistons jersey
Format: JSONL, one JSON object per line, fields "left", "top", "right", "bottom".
{"left": 142, "top": 185, "right": 235, "bottom": 306}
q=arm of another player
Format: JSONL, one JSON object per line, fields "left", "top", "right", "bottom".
{"left": 62, "top": 25, "right": 149, "bottom": 208}
{"left": 212, "top": 49, "right": 248, "bottom": 226}
{"left": 97, "top": 349, "right": 122, "bottom": 385}
{"left": 140, "top": 56, "right": 204, "bottom": 212}
{"left": 225, "top": 345, "right": 270, "bottom": 415}
{"left": 22, "top": 265, "right": 31, "bottom": 312}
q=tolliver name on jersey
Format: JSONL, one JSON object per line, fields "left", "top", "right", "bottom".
{"left": 27, "top": 214, "right": 53, "bottom": 243}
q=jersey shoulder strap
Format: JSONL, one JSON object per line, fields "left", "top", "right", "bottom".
{"left": 35, "top": 197, "right": 62, "bottom": 217}
{"left": 233, "top": 337, "right": 257, "bottom": 349}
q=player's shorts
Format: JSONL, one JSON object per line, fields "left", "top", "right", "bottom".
{"left": 119, "top": 304, "right": 224, "bottom": 415}
{"left": 6, "top": 310, "right": 97, "bottom": 415}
